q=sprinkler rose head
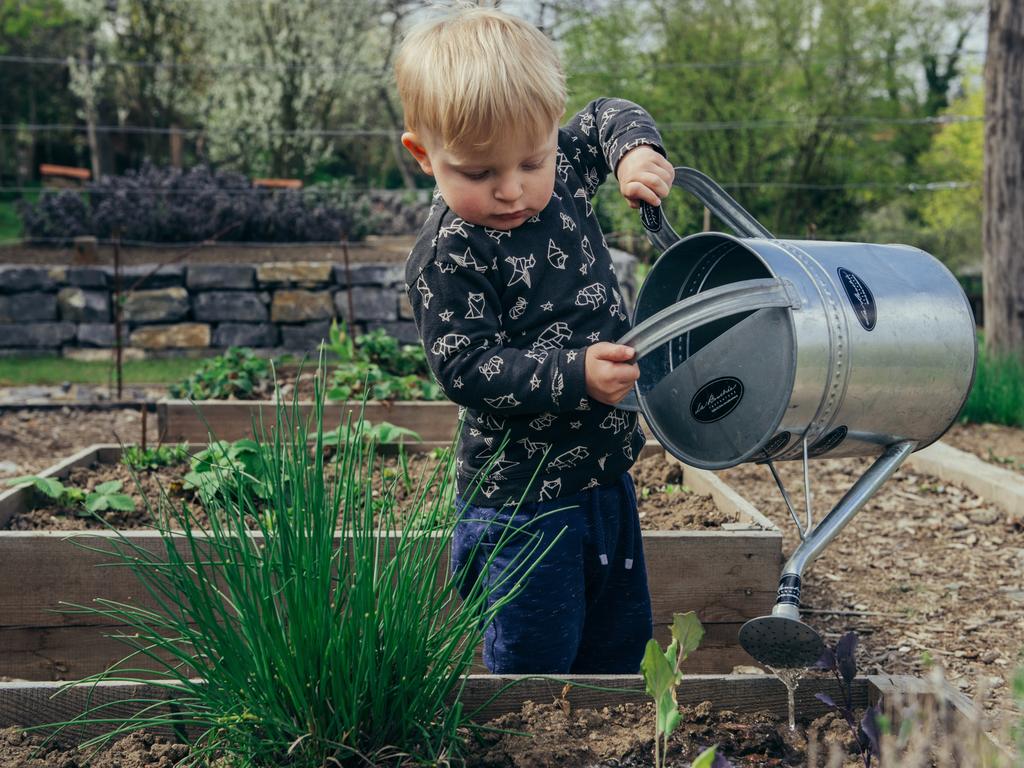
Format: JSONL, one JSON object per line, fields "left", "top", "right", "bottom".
{"left": 738, "top": 615, "right": 824, "bottom": 668}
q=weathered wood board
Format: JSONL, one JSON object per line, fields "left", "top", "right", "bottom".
{"left": 0, "top": 445, "right": 781, "bottom": 679}
{"left": 0, "top": 675, "right": 987, "bottom": 750}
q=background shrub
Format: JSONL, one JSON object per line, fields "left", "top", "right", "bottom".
{"left": 18, "top": 163, "right": 383, "bottom": 244}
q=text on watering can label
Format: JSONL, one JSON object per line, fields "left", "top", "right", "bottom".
{"left": 837, "top": 267, "right": 877, "bottom": 331}
{"left": 690, "top": 376, "right": 744, "bottom": 423}
{"left": 761, "top": 431, "right": 791, "bottom": 458}
{"left": 808, "top": 425, "right": 848, "bottom": 456}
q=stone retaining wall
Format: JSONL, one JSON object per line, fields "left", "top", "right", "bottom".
{"left": 0, "top": 251, "right": 637, "bottom": 356}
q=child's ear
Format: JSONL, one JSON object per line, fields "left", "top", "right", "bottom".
{"left": 401, "top": 132, "right": 434, "bottom": 176}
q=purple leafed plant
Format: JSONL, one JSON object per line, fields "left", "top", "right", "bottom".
{"left": 813, "top": 632, "right": 881, "bottom": 767}
{"left": 18, "top": 163, "right": 383, "bottom": 244}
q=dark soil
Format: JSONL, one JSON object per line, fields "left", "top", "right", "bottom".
{"left": 3, "top": 450, "right": 732, "bottom": 532}
{"left": 464, "top": 699, "right": 863, "bottom": 768}
{"left": 0, "top": 408, "right": 154, "bottom": 482}
{"left": 0, "top": 704, "right": 864, "bottom": 768}
{"left": 0, "top": 726, "right": 188, "bottom": 768}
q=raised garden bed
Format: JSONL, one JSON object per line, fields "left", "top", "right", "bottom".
{"left": 944, "top": 422, "right": 1024, "bottom": 476}
{"left": 906, "top": 441, "right": 1024, "bottom": 517}
{"left": 0, "top": 674, "right": 997, "bottom": 765}
{"left": 0, "top": 444, "right": 781, "bottom": 680}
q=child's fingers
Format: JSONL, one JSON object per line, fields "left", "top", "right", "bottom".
{"left": 620, "top": 180, "right": 662, "bottom": 207}
{"left": 653, "top": 155, "right": 675, "bottom": 181}
{"left": 592, "top": 342, "right": 635, "bottom": 361}
{"left": 635, "top": 170, "right": 672, "bottom": 198}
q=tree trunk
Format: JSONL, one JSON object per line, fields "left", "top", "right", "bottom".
{"left": 983, "top": 0, "right": 1024, "bottom": 359}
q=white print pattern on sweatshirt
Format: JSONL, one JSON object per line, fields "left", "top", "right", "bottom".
{"left": 405, "top": 98, "right": 660, "bottom": 504}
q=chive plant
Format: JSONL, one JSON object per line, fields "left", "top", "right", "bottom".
{"left": 54, "top": 371, "right": 554, "bottom": 766}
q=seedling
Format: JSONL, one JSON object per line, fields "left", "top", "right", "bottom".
{"left": 321, "top": 318, "right": 357, "bottom": 363}
{"left": 83, "top": 480, "right": 135, "bottom": 514}
{"left": 183, "top": 439, "right": 268, "bottom": 507}
{"left": 122, "top": 443, "right": 189, "bottom": 471}
{"left": 169, "top": 347, "right": 272, "bottom": 400}
{"left": 321, "top": 421, "right": 421, "bottom": 447}
{"left": 640, "top": 611, "right": 706, "bottom": 768}
{"left": 664, "top": 483, "right": 692, "bottom": 495}
{"left": 321, "top": 320, "right": 444, "bottom": 402}
{"left": 813, "top": 632, "right": 881, "bottom": 767}
{"left": 5, "top": 474, "right": 67, "bottom": 501}
{"left": 5, "top": 475, "right": 135, "bottom": 517}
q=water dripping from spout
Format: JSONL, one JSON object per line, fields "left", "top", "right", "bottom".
{"left": 767, "top": 666, "right": 806, "bottom": 731}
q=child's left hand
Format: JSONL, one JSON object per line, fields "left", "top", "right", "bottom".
{"left": 616, "top": 146, "right": 674, "bottom": 209}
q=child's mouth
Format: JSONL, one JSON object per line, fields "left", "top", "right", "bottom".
{"left": 494, "top": 210, "right": 528, "bottom": 221}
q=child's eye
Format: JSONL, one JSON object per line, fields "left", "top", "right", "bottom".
{"left": 461, "top": 170, "right": 489, "bottom": 180}
{"left": 522, "top": 162, "right": 543, "bottom": 171}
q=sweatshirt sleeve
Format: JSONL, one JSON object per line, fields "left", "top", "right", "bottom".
{"left": 559, "top": 97, "right": 666, "bottom": 198}
{"left": 407, "top": 230, "right": 588, "bottom": 415}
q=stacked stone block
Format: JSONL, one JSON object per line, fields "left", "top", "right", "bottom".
{"left": 0, "top": 251, "right": 636, "bottom": 355}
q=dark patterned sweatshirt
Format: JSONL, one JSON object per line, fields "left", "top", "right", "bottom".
{"left": 405, "top": 98, "right": 664, "bottom": 506}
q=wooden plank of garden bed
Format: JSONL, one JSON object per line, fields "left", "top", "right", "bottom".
{"left": 0, "top": 620, "right": 754, "bottom": 682}
{"left": 0, "top": 526, "right": 777, "bottom": 678}
{"left": 0, "top": 675, "right": 875, "bottom": 745}
{"left": 906, "top": 440, "right": 1024, "bottom": 516}
{"left": 0, "top": 444, "right": 780, "bottom": 678}
{"left": 157, "top": 399, "right": 463, "bottom": 443}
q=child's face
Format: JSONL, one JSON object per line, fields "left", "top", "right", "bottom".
{"left": 402, "top": 125, "right": 558, "bottom": 230}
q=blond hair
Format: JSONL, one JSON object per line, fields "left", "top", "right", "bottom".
{"left": 395, "top": 7, "right": 566, "bottom": 151}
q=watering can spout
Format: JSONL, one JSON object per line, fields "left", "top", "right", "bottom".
{"left": 738, "top": 440, "right": 917, "bottom": 668}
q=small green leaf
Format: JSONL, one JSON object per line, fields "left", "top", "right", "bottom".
{"left": 94, "top": 480, "right": 123, "bottom": 494}
{"left": 690, "top": 745, "right": 719, "bottom": 768}
{"left": 84, "top": 494, "right": 108, "bottom": 513}
{"left": 107, "top": 493, "right": 135, "bottom": 512}
{"left": 7, "top": 475, "right": 65, "bottom": 499}
{"left": 671, "top": 611, "right": 705, "bottom": 662}
{"left": 641, "top": 638, "right": 681, "bottom": 738}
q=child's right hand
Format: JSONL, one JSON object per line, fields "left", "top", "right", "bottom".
{"left": 584, "top": 343, "right": 640, "bottom": 406}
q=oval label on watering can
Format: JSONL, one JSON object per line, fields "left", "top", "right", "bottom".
{"left": 761, "top": 431, "right": 791, "bottom": 458}
{"left": 837, "top": 268, "right": 877, "bottom": 331}
{"left": 690, "top": 376, "right": 744, "bottom": 423}
{"left": 808, "top": 425, "right": 848, "bottom": 457}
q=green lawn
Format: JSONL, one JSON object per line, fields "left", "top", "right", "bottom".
{"left": 0, "top": 355, "right": 203, "bottom": 387}
{"left": 0, "top": 199, "right": 22, "bottom": 242}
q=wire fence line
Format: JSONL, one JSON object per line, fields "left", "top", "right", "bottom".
{"left": 0, "top": 114, "right": 983, "bottom": 142}
{"left": 0, "top": 48, "right": 986, "bottom": 74}
{"left": 0, "top": 180, "right": 978, "bottom": 200}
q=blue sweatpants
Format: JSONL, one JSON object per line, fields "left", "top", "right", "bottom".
{"left": 451, "top": 473, "right": 653, "bottom": 674}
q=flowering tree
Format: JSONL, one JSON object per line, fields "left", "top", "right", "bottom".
{"left": 201, "top": 0, "right": 392, "bottom": 179}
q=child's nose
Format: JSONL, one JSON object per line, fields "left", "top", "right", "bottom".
{"left": 494, "top": 175, "right": 523, "bottom": 202}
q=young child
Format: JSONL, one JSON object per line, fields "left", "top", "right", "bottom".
{"left": 395, "top": 7, "right": 674, "bottom": 675}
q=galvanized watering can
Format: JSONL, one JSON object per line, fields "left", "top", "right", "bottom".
{"left": 617, "top": 168, "right": 977, "bottom": 667}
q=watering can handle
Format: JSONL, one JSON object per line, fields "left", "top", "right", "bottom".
{"left": 638, "top": 167, "right": 774, "bottom": 250}
{"left": 617, "top": 277, "right": 799, "bottom": 360}
{"left": 614, "top": 276, "right": 798, "bottom": 412}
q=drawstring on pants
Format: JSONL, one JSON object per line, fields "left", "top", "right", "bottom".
{"left": 588, "top": 476, "right": 637, "bottom": 570}
{"left": 589, "top": 488, "right": 609, "bottom": 565}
